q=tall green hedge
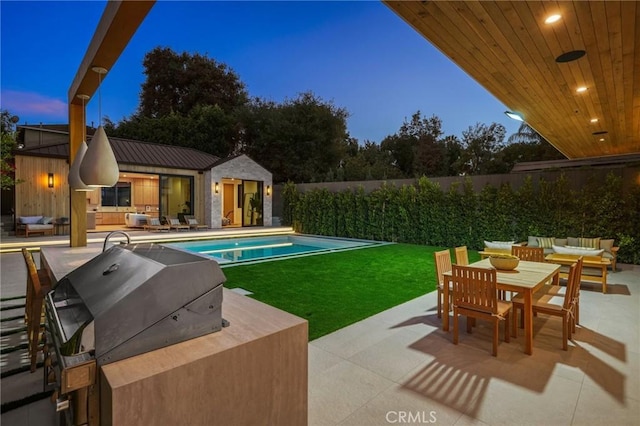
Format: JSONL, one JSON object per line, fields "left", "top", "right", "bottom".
{"left": 281, "top": 173, "right": 640, "bottom": 265}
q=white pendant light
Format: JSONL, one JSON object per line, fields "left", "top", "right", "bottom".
{"left": 79, "top": 66, "right": 119, "bottom": 187}
{"left": 68, "top": 94, "right": 94, "bottom": 191}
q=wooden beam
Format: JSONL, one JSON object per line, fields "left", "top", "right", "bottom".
{"left": 68, "top": 1, "right": 155, "bottom": 247}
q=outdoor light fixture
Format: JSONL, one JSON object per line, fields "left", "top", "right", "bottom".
{"left": 79, "top": 66, "right": 119, "bottom": 187}
{"left": 68, "top": 94, "right": 94, "bottom": 191}
{"left": 544, "top": 14, "right": 561, "bottom": 24}
{"left": 266, "top": 185, "right": 271, "bottom": 196}
{"left": 215, "top": 182, "right": 220, "bottom": 193}
{"left": 48, "top": 173, "right": 54, "bottom": 188}
{"left": 504, "top": 111, "right": 524, "bottom": 122}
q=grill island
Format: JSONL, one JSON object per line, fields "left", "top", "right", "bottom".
{"left": 45, "top": 243, "right": 227, "bottom": 424}
{"left": 41, "top": 245, "right": 307, "bottom": 426}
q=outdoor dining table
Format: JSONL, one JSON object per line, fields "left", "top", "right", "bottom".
{"left": 442, "top": 258, "right": 561, "bottom": 355}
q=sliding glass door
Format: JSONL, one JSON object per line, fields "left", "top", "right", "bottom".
{"left": 159, "top": 175, "right": 193, "bottom": 223}
{"left": 241, "top": 180, "right": 263, "bottom": 227}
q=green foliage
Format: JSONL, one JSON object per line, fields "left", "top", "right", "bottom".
{"left": 283, "top": 171, "right": 640, "bottom": 264}
{"left": 1, "top": 110, "right": 22, "bottom": 190}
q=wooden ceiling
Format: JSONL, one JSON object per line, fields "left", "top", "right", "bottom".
{"left": 384, "top": 1, "right": 639, "bottom": 159}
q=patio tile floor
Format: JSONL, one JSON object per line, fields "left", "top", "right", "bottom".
{"left": 1, "top": 244, "right": 638, "bottom": 425}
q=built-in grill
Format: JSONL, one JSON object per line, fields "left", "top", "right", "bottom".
{"left": 44, "top": 242, "right": 227, "bottom": 425}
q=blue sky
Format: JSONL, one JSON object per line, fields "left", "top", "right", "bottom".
{"left": 1, "top": 1, "right": 521, "bottom": 144}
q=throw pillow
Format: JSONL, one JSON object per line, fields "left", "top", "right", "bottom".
{"left": 552, "top": 245, "right": 604, "bottom": 256}
{"left": 537, "top": 237, "right": 556, "bottom": 248}
{"left": 579, "top": 237, "right": 601, "bottom": 249}
{"left": 527, "top": 236, "right": 540, "bottom": 247}
{"left": 567, "top": 237, "right": 579, "bottom": 246}
{"left": 484, "top": 241, "right": 515, "bottom": 250}
{"left": 19, "top": 216, "right": 43, "bottom": 224}
{"left": 600, "top": 239, "right": 615, "bottom": 254}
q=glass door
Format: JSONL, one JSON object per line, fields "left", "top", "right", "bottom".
{"left": 159, "top": 175, "right": 193, "bottom": 224}
{"left": 241, "top": 180, "right": 263, "bottom": 227}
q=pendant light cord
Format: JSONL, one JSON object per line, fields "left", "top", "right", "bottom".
{"left": 98, "top": 72, "right": 102, "bottom": 126}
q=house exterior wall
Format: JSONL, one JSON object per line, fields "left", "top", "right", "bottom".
{"left": 14, "top": 156, "right": 70, "bottom": 220}
{"left": 22, "top": 128, "right": 69, "bottom": 149}
{"left": 206, "top": 155, "right": 272, "bottom": 228}
{"left": 14, "top": 156, "right": 207, "bottom": 226}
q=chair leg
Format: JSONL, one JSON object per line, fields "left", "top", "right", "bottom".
{"left": 492, "top": 320, "right": 499, "bottom": 357}
{"left": 504, "top": 314, "right": 510, "bottom": 343}
{"left": 466, "top": 316, "right": 473, "bottom": 334}
{"left": 453, "top": 310, "right": 459, "bottom": 345}
{"left": 562, "top": 316, "right": 568, "bottom": 351}
{"left": 437, "top": 288, "right": 442, "bottom": 319}
{"left": 511, "top": 306, "right": 518, "bottom": 338}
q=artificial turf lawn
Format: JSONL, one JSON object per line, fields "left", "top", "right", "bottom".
{"left": 222, "top": 244, "right": 480, "bottom": 341}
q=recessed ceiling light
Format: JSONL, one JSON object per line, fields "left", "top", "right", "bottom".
{"left": 590, "top": 118, "right": 598, "bottom": 123}
{"left": 599, "top": 138, "right": 605, "bottom": 142}
{"left": 545, "top": 14, "right": 562, "bottom": 24}
{"left": 556, "top": 50, "right": 586, "bottom": 63}
{"left": 576, "top": 86, "right": 588, "bottom": 93}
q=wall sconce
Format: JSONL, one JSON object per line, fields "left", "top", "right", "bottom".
{"left": 48, "top": 173, "right": 54, "bottom": 188}
{"left": 215, "top": 182, "right": 220, "bottom": 194}
{"left": 266, "top": 185, "right": 271, "bottom": 196}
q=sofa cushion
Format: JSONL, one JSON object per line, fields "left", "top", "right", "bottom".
{"left": 19, "top": 216, "right": 43, "bottom": 224}
{"left": 555, "top": 238, "right": 568, "bottom": 247}
{"left": 600, "top": 239, "right": 615, "bottom": 254}
{"left": 578, "top": 237, "right": 601, "bottom": 249}
{"left": 484, "top": 240, "right": 516, "bottom": 250}
{"left": 552, "top": 245, "right": 604, "bottom": 256}
{"left": 26, "top": 224, "right": 53, "bottom": 230}
{"left": 567, "top": 237, "right": 579, "bottom": 247}
{"left": 37, "top": 216, "right": 54, "bottom": 225}
{"left": 527, "top": 236, "right": 540, "bottom": 247}
{"left": 537, "top": 237, "right": 556, "bottom": 248}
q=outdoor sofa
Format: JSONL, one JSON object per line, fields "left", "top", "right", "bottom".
{"left": 525, "top": 236, "right": 619, "bottom": 271}
{"left": 16, "top": 215, "right": 54, "bottom": 238}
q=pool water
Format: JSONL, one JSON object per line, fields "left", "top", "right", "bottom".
{"left": 165, "top": 235, "right": 381, "bottom": 265}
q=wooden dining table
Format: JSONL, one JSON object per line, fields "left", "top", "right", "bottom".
{"left": 442, "top": 258, "right": 560, "bottom": 355}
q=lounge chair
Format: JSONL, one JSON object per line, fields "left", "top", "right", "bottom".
{"left": 186, "top": 218, "right": 207, "bottom": 231}
{"left": 144, "top": 217, "right": 170, "bottom": 232}
{"left": 167, "top": 217, "right": 189, "bottom": 231}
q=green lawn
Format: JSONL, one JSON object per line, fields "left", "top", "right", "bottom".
{"left": 222, "top": 244, "right": 480, "bottom": 340}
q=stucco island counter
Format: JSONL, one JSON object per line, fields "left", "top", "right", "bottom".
{"left": 40, "top": 246, "right": 308, "bottom": 426}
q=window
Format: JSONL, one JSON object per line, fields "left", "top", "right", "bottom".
{"left": 101, "top": 182, "right": 131, "bottom": 207}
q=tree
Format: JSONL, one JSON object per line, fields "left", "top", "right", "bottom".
{"left": 241, "top": 92, "right": 350, "bottom": 183}
{"left": 139, "top": 47, "right": 248, "bottom": 118}
{"left": 1, "top": 110, "right": 21, "bottom": 190}
{"left": 455, "top": 122, "right": 506, "bottom": 175}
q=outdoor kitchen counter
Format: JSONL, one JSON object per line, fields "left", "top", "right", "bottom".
{"left": 40, "top": 246, "right": 309, "bottom": 426}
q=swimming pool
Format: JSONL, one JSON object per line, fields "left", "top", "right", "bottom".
{"left": 165, "top": 235, "right": 384, "bottom": 265}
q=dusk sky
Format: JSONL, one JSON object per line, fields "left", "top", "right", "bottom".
{"left": 1, "top": 1, "right": 521, "bottom": 144}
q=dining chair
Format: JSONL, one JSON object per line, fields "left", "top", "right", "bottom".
{"left": 511, "top": 245, "right": 545, "bottom": 262}
{"left": 434, "top": 249, "right": 453, "bottom": 319}
{"left": 511, "top": 258, "right": 582, "bottom": 350}
{"left": 22, "top": 248, "right": 52, "bottom": 372}
{"left": 451, "top": 264, "right": 512, "bottom": 356}
{"left": 454, "top": 246, "right": 469, "bottom": 265}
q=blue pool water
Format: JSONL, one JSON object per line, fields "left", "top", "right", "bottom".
{"left": 165, "top": 235, "right": 382, "bottom": 265}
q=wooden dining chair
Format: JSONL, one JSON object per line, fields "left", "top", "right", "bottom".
{"left": 511, "top": 245, "right": 545, "bottom": 263}
{"left": 454, "top": 246, "right": 469, "bottom": 265}
{"left": 451, "top": 264, "right": 512, "bottom": 356}
{"left": 434, "top": 249, "right": 453, "bottom": 319}
{"left": 511, "top": 258, "right": 582, "bottom": 350}
{"left": 22, "top": 248, "right": 52, "bottom": 372}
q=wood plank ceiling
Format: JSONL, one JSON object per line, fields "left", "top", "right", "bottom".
{"left": 384, "top": 1, "right": 639, "bottom": 159}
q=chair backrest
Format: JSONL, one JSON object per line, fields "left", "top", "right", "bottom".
{"left": 168, "top": 218, "right": 180, "bottom": 225}
{"left": 434, "top": 249, "right": 453, "bottom": 287}
{"left": 562, "top": 261, "right": 580, "bottom": 310}
{"left": 570, "top": 256, "right": 584, "bottom": 304}
{"left": 451, "top": 264, "right": 499, "bottom": 314}
{"left": 512, "top": 245, "right": 545, "bottom": 262}
{"left": 149, "top": 217, "right": 161, "bottom": 226}
{"left": 454, "top": 246, "right": 469, "bottom": 265}
{"left": 188, "top": 218, "right": 198, "bottom": 225}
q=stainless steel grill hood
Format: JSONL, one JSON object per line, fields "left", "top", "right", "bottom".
{"left": 46, "top": 243, "right": 226, "bottom": 365}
